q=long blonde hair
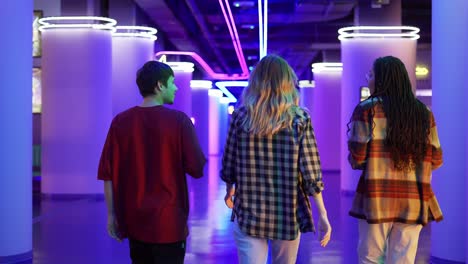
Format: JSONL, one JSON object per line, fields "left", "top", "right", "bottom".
{"left": 240, "top": 54, "right": 300, "bottom": 135}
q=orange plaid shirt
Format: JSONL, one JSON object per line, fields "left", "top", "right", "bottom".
{"left": 347, "top": 98, "right": 443, "bottom": 225}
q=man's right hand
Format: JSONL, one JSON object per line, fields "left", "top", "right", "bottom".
{"left": 107, "top": 215, "right": 122, "bottom": 242}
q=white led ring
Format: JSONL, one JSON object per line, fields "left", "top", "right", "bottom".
{"left": 338, "top": 26, "right": 420, "bottom": 41}
{"left": 311, "top": 62, "right": 343, "bottom": 73}
{"left": 113, "top": 26, "right": 157, "bottom": 41}
{"left": 38, "top": 16, "right": 117, "bottom": 32}
{"left": 166, "top": 62, "right": 195, "bottom": 73}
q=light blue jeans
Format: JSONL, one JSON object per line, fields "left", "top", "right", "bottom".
{"left": 233, "top": 223, "right": 301, "bottom": 264}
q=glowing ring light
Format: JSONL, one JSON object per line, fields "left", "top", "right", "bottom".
{"left": 166, "top": 62, "right": 195, "bottom": 73}
{"left": 38, "top": 16, "right": 117, "bottom": 32}
{"left": 338, "top": 26, "right": 420, "bottom": 41}
{"left": 311, "top": 62, "right": 343, "bottom": 73}
{"left": 298, "top": 80, "right": 315, "bottom": 88}
{"left": 208, "top": 89, "right": 224, "bottom": 97}
{"left": 190, "top": 80, "right": 213, "bottom": 89}
{"left": 113, "top": 26, "right": 157, "bottom": 41}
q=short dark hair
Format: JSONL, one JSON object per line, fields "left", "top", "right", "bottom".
{"left": 136, "top": 61, "right": 174, "bottom": 97}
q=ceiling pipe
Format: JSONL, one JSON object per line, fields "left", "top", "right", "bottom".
{"left": 184, "top": 0, "right": 231, "bottom": 73}
{"left": 155, "top": 51, "right": 249, "bottom": 80}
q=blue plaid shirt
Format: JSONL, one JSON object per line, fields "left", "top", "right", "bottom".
{"left": 221, "top": 106, "right": 323, "bottom": 240}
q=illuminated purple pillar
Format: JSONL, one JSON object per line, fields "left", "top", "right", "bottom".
{"left": 167, "top": 62, "right": 193, "bottom": 117}
{"left": 112, "top": 27, "right": 156, "bottom": 116}
{"left": 339, "top": 27, "right": 418, "bottom": 192}
{"left": 191, "top": 80, "right": 211, "bottom": 156}
{"left": 432, "top": 1, "right": 467, "bottom": 262}
{"left": 208, "top": 90, "right": 223, "bottom": 156}
{"left": 0, "top": 0, "right": 32, "bottom": 261}
{"left": 41, "top": 19, "right": 113, "bottom": 194}
{"left": 299, "top": 83, "right": 315, "bottom": 118}
{"left": 218, "top": 98, "right": 229, "bottom": 154}
{"left": 312, "top": 64, "right": 342, "bottom": 172}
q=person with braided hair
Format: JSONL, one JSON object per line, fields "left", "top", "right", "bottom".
{"left": 347, "top": 56, "right": 443, "bottom": 264}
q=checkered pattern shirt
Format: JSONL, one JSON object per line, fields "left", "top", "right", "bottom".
{"left": 348, "top": 98, "right": 443, "bottom": 225}
{"left": 221, "top": 106, "right": 323, "bottom": 240}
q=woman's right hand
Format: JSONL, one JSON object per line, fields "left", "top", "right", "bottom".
{"left": 224, "top": 184, "right": 235, "bottom": 209}
{"left": 317, "top": 213, "right": 331, "bottom": 247}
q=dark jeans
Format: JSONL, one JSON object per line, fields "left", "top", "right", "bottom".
{"left": 129, "top": 239, "right": 186, "bottom": 264}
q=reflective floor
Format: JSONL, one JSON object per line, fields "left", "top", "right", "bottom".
{"left": 31, "top": 156, "right": 434, "bottom": 264}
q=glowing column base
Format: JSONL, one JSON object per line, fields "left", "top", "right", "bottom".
{"left": 208, "top": 90, "right": 223, "bottom": 156}
{"left": 112, "top": 27, "right": 156, "bottom": 116}
{"left": 166, "top": 62, "right": 194, "bottom": 117}
{"left": 312, "top": 68, "right": 342, "bottom": 172}
{"left": 191, "top": 80, "right": 211, "bottom": 156}
{"left": 41, "top": 27, "right": 113, "bottom": 194}
{"left": 339, "top": 34, "right": 418, "bottom": 192}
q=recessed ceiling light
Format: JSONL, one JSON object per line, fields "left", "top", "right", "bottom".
{"left": 233, "top": 1, "right": 255, "bottom": 8}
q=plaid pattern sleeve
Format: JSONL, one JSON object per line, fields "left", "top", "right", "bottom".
{"left": 298, "top": 114, "right": 324, "bottom": 195}
{"left": 220, "top": 110, "right": 238, "bottom": 185}
{"left": 429, "top": 111, "right": 443, "bottom": 169}
{"left": 347, "top": 103, "right": 372, "bottom": 170}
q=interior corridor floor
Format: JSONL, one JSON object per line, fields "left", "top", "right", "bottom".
{"left": 29, "top": 156, "right": 437, "bottom": 264}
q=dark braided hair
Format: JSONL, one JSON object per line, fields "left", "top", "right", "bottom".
{"left": 369, "top": 56, "right": 430, "bottom": 171}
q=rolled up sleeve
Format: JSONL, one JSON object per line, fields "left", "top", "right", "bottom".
{"left": 299, "top": 117, "right": 324, "bottom": 196}
{"left": 221, "top": 111, "right": 238, "bottom": 185}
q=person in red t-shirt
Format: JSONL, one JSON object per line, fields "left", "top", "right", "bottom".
{"left": 98, "top": 61, "right": 206, "bottom": 264}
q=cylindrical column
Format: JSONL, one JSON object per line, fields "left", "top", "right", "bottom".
{"left": 432, "top": 1, "right": 467, "bottom": 262}
{"left": 208, "top": 89, "right": 223, "bottom": 156}
{"left": 0, "top": 0, "right": 32, "bottom": 261}
{"left": 299, "top": 81, "right": 315, "bottom": 119}
{"left": 312, "top": 63, "right": 342, "bottom": 172}
{"left": 218, "top": 97, "right": 229, "bottom": 154}
{"left": 40, "top": 17, "right": 114, "bottom": 194}
{"left": 112, "top": 26, "right": 156, "bottom": 116}
{"left": 339, "top": 26, "right": 419, "bottom": 192}
{"left": 166, "top": 62, "right": 194, "bottom": 117}
{"left": 191, "top": 80, "right": 211, "bottom": 156}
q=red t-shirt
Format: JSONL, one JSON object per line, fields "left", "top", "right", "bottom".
{"left": 98, "top": 106, "right": 206, "bottom": 243}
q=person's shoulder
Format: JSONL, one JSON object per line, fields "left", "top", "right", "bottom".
{"left": 230, "top": 106, "right": 247, "bottom": 121}
{"left": 112, "top": 107, "right": 138, "bottom": 124}
{"left": 359, "top": 97, "right": 380, "bottom": 110}
{"left": 292, "top": 106, "right": 311, "bottom": 123}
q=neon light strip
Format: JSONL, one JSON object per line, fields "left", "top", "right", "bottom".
{"left": 258, "top": 0, "right": 263, "bottom": 59}
{"left": 38, "top": 16, "right": 116, "bottom": 32}
{"left": 113, "top": 26, "right": 157, "bottom": 40}
{"left": 155, "top": 51, "right": 249, "bottom": 80}
{"left": 311, "top": 62, "right": 343, "bottom": 73}
{"left": 215, "top": 81, "right": 248, "bottom": 103}
{"left": 415, "top": 89, "right": 432, "bottom": 97}
{"left": 263, "top": 0, "right": 268, "bottom": 57}
{"left": 219, "top": 0, "right": 248, "bottom": 73}
{"left": 225, "top": 0, "right": 249, "bottom": 73}
{"left": 220, "top": 97, "right": 231, "bottom": 104}
{"left": 258, "top": 0, "right": 268, "bottom": 59}
{"left": 166, "top": 62, "right": 195, "bottom": 72}
{"left": 190, "top": 80, "right": 213, "bottom": 89}
{"left": 208, "top": 89, "right": 224, "bottom": 97}
{"left": 338, "top": 26, "right": 420, "bottom": 40}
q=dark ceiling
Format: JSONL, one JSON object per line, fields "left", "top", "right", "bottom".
{"left": 133, "top": 0, "right": 431, "bottom": 81}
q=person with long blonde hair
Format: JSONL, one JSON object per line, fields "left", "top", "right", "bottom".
{"left": 221, "top": 54, "right": 332, "bottom": 264}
